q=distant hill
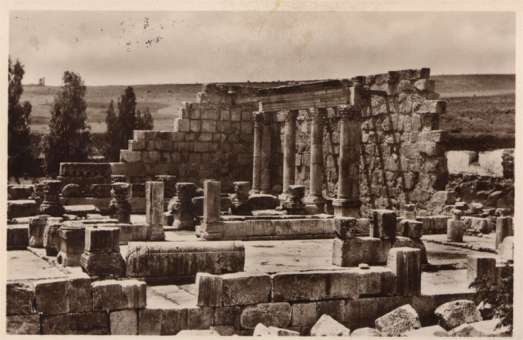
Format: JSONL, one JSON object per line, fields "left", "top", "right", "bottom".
{"left": 22, "top": 74, "right": 514, "bottom": 135}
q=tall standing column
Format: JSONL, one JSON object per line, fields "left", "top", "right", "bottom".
{"left": 305, "top": 107, "right": 326, "bottom": 211}
{"left": 280, "top": 110, "right": 298, "bottom": 201}
{"left": 145, "top": 181, "right": 166, "bottom": 241}
{"left": 333, "top": 105, "right": 362, "bottom": 217}
{"left": 260, "top": 111, "right": 273, "bottom": 194}
{"left": 251, "top": 112, "right": 264, "bottom": 194}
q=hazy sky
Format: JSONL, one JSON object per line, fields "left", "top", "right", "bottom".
{"left": 9, "top": 11, "right": 515, "bottom": 85}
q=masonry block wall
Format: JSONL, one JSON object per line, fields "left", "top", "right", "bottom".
{"left": 272, "top": 69, "right": 448, "bottom": 215}
{"left": 116, "top": 84, "right": 258, "bottom": 192}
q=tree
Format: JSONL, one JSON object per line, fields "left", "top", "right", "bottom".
{"left": 104, "top": 100, "right": 120, "bottom": 161}
{"left": 136, "top": 107, "right": 154, "bottom": 130}
{"left": 117, "top": 86, "right": 136, "bottom": 147}
{"left": 44, "top": 71, "right": 90, "bottom": 176}
{"left": 8, "top": 57, "right": 34, "bottom": 178}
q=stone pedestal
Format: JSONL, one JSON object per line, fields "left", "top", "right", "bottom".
{"left": 155, "top": 175, "right": 177, "bottom": 198}
{"left": 80, "top": 226, "right": 125, "bottom": 278}
{"left": 145, "top": 181, "right": 165, "bottom": 241}
{"left": 39, "top": 180, "right": 64, "bottom": 217}
{"left": 110, "top": 182, "right": 131, "bottom": 223}
{"left": 387, "top": 247, "right": 421, "bottom": 296}
{"left": 281, "top": 185, "right": 305, "bottom": 215}
{"left": 333, "top": 105, "right": 361, "bottom": 217}
{"left": 370, "top": 209, "right": 396, "bottom": 240}
{"left": 495, "top": 216, "right": 513, "bottom": 249}
{"left": 447, "top": 209, "right": 465, "bottom": 242}
{"left": 171, "top": 182, "right": 198, "bottom": 230}
{"left": 231, "top": 181, "right": 252, "bottom": 215}
{"left": 28, "top": 215, "right": 49, "bottom": 248}
{"left": 467, "top": 255, "right": 496, "bottom": 284}
{"left": 43, "top": 222, "right": 62, "bottom": 256}
{"left": 57, "top": 224, "right": 85, "bottom": 266}
{"left": 305, "top": 108, "right": 326, "bottom": 211}
{"left": 199, "top": 180, "right": 223, "bottom": 240}
{"left": 251, "top": 112, "right": 264, "bottom": 194}
{"left": 403, "top": 204, "right": 417, "bottom": 220}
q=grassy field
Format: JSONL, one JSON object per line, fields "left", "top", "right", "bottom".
{"left": 22, "top": 74, "right": 515, "bottom": 140}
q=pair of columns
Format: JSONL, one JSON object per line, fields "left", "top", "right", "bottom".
{"left": 252, "top": 105, "right": 361, "bottom": 216}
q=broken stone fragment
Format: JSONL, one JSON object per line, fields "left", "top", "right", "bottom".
{"left": 253, "top": 323, "right": 300, "bottom": 336}
{"left": 448, "top": 319, "right": 510, "bottom": 337}
{"left": 434, "top": 299, "right": 482, "bottom": 331}
{"left": 310, "top": 314, "right": 351, "bottom": 336}
{"left": 374, "top": 304, "right": 421, "bottom": 336}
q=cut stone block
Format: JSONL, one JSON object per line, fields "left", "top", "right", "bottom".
{"left": 57, "top": 224, "right": 85, "bottom": 266}
{"left": 374, "top": 304, "right": 421, "bottom": 336}
{"left": 397, "top": 219, "right": 423, "bottom": 239}
{"left": 41, "top": 311, "right": 109, "bottom": 335}
{"left": 145, "top": 181, "right": 165, "bottom": 241}
{"left": 7, "top": 281, "right": 35, "bottom": 315}
{"left": 499, "top": 236, "right": 514, "bottom": 262}
{"left": 240, "top": 302, "right": 292, "bottom": 329}
{"left": 447, "top": 219, "right": 465, "bottom": 242}
{"left": 110, "top": 309, "right": 138, "bottom": 335}
{"left": 387, "top": 247, "right": 421, "bottom": 296}
{"left": 7, "top": 199, "right": 38, "bottom": 219}
{"left": 125, "top": 241, "right": 245, "bottom": 283}
{"left": 333, "top": 217, "right": 358, "bottom": 239}
{"left": 310, "top": 314, "right": 351, "bottom": 336}
{"left": 92, "top": 279, "right": 146, "bottom": 311}
{"left": 138, "top": 308, "right": 188, "bottom": 335}
{"left": 84, "top": 226, "right": 120, "bottom": 252}
{"left": 28, "top": 215, "right": 49, "bottom": 247}
{"left": 467, "top": 255, "right": 496, "bottom": 284}
{"left": 434, "top": 299, "right": 482, "bottom": 330}
{"left": 496, "top": 216, "right": 513, "bottom": 249}
{"left": 290, "top": 302, "right": 317, "bottom": 330}
{"left": 356, "top": 267, "right": 396, "bottom": 297}
{"left": 7, "top": 225, "right": 29, "bottom": 250}
{"left": 34, "top": 278, "right": 69, "bottom": 315}
{"left": 81, "top": 226, "right": 125, "bottom": 278}
{"left": 405, "top": 324, "right": 449, "bottom": 336}
{"left": 247, "top": 194, "right": 280, "bottom": 210}
{"left": 253, "top": 323, "right": 300, "bottom": 336}
{"left": 6, "top": 315, "right": 40, "bottom": 334}
{"left": 68, "top": 277, "right": 94, "bottom": 313}
{"left": 350, "top": 327, "right": 382, "bottom": 336}
{"left": 196, "top": 272, "right": 271, "bottom": 307}
{"left": 332, "top": 237, "right": 383, "bottom": 267}
{"left": 370, "top": 209, "right": 396, "bottom": 239}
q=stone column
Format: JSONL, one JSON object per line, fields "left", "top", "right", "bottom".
{"left": 203, "top": 180, "right": 221, "bottom": 225}
{"left": 495, "top": 216, "right": 513, "bottom": 249}
{"left": 28, "top": 215, "right": 49, "bottom": 248}
{"left": 260, "top": 111, "right": 273, "bottom": 194}
{"left": 251, "top": 112, "right": 264, "bottom": 194}
{"left": 281, "top": 110, "right": 298, "bottom": 200}
{"left": 447, "top": 209, "right": 465, "bottom": 242}
{"left": 387, "top": 247, "right": 422, "bottom": 296}
{"left": 172, "top": 182, "right": 198, "bottom": 230}
{"left": 305, "top": 107, "right": 326, "bottom": 211}
{"left": 145, "top": 181, "right": 166, "bottom": 241}
{"left": 39, "top": 180, "right": 64, "bottom": 217}
{"left": 333, "top": 106, "right": 361, "bottom": 217}
{"left": 110, "top": 182, "right": 131, "bottom": 223}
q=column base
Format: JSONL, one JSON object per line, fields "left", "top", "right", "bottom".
{"left": 332, "top": 198, "right": 361, "bottom": 217}
{"left": 304, "top": 195, "right": 326, "bottom": 213}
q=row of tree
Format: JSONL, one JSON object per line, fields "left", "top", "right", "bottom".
{"left": 8, "top": 57, "right": 154, "bottom": 178}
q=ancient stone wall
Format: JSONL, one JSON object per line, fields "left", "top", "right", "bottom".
{"left": 271, "top": 69, "right": 448, "bottom": 215}
{"left": 114, "top": 84, "right": 258, "bottom": 192}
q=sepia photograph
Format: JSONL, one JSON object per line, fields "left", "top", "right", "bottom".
{"left": 4, "top": 5, "right": 517, "bottom": 337}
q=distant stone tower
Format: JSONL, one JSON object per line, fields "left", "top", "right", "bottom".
{"left": 38, "top": 77, "right": 45, "bottom": 86}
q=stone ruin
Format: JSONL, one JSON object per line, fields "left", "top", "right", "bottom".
{"left": 6, "top": 68, "right": 514, "bottom": 336}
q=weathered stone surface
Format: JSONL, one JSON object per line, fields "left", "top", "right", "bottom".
{"left": 397, "top": 219, "right": 423, "bottom": 239}
{"left": 7, "top": 282, "right": 35, "bottom": 315}
{"left": 374, "top": 304, "right": 421, "bottom": 336}
{"left": 290, "top": 302, "right": 317, "bottom": 330}
{"left": 84, "top": 226, "right": 120, "bottom": 252}
{"left": 247, "top": 194, "right": 280, "bottom": 210}
{"left": 350, "top": 327, "right": 382, "bottom": 336}
{"left": 6, "top": 315, "right": 40, "bottom": 334}
{"left": 240, "top": 302, "right": 292, "bottom": 329}
{"left": 41, "top": 311, "right": 109, "bottom": 334}
{"left": 8, "top": 184, "right": 35, "bottom": 200}
{"left": 310, "top": 314, "right": 351, "bottom": 336}
{"left": 196, "top": 272, "right": 271, "bottom": 307}
{"left": 496, "top": 216, "right": 513, "bottom": 249}
{"left": 447, "top": 219, "right": 465, "bottom": 242}
{"left": 448, "top": 319, "right": 511, "bottom": 337}
{"left": 57, "top": 224, "right": 85, "bottom": 266}
{"left": 332, "top": 237, "right": 383, "bottom": 267}
{"left": 434, "top": 299, "right": 482, "bottom": 330}
{"left": 80, "top": 251, "right": 126, "bottom": 279}
{"left": 333, "top": 217, "right": 358, "bottom": 239}
{"left": 28, "top": 215, "right": 49, "bottom": 247}
{"left": 253, "top": 323, "right": 300, "bottom": 336}
{"left": 499, "top": 236, "right": 514, "bottom": 262}
{"left": 145, "top": 181, "right": 166, "bottom": 241}
{"left": 370, "top": 209, "right": 396, "bottom": 239}
{"left": 34, "top": 278, "right": 69, "bottom": 315}
{"left": 387, "top": 247, "right": 421, "bottom": 296}
{"left": 39, "top": 179, "right": 64, "bottom": 217}
{"left": 43, "top": 222, "right": 62, "bottom": 256}
{"left": 110, "top": 309, "right": 138, "bottom": 335}
{"left": 405, "top": 324, "right": 449, "bottom": 336}
{"left": 8, "top": 199, "right": 38, "bottom": 219}
{"left": 186, "top": 306, "right": 213, "bottom": 329}
{"left": 126, "top": 241, "right": 245, "bottom": 283}
{"left": 92, "top": 279, "right": 146, "bottom": 311}
{"left": 7, "top": 225, "right": 29, "bottom": 250}
{"left": 177, "top": 329, "right": 221, "bottom": 336}
{"left": 68, "top": 277, "right": 93, "bottom": 313}
{"left": 467, "top": 255, "right": 496, "bottom": 284}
